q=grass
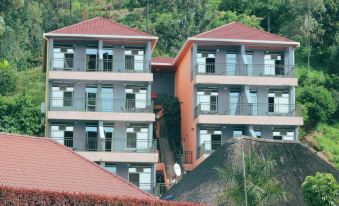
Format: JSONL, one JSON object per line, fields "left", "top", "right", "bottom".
{"left": 314, "top": 123, "right": 339, "bottom": 168}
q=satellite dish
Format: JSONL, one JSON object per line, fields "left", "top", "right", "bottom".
{"left": 174, "top": 163, "right": 181, "bottom": 177}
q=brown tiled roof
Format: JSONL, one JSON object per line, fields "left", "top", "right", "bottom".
{"left": 47, "top": 17, "right": 156, "bottom": 38}
{"left": 193, "top": 22, "right": 294, "bottom": 42}
{"left": 152, "top": 57, "right": 175, "bottom": 65}
{"left": 0, "top": 132, "right": 155, "bottom": 199}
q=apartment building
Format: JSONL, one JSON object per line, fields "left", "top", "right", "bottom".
{"left": 152, "top": 22, "right": 303, "bottom": 171}
{"left": 43, "top": 17, "right": 159, "bottom": 193}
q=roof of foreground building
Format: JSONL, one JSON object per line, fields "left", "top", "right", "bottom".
{"left": 161, "top": 137, "right": 339, "bottom": 206}
{"left": 0, "top": 132, "right": 155, "bottom": 199}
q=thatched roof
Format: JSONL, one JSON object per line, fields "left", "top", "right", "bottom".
{"left": 161, "top": 137, "right": 339, "bottom": 206}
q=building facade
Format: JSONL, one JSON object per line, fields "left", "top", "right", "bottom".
{"left": 160, "top": 22, "right": 304, "bottom": 171}
{"left": 43, "top": 17, "right": 158, "bottom": 193}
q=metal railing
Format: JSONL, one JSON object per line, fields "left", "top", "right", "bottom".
{"left": 197, "top": 141, "right": 222, "bottom": 158}
{"left": 195, "top": 102, "right": 299, "bottom": 117}
{"left": 50, "top": 137, "right": 157, "bottom": 153}
{"left": 50, "top": 58, "right": 151, "bottom": 72}
{"left": 49, "top": 98, "right": 153, "bottom": 112}
{"left": 195, "top": 63, "right": 295, "bottom": 77}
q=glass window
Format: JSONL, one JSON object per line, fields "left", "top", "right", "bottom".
{"left": 51, "top": 85, "right": 74, "bottom": 108}
{"left": 233, "top": 127, "right": 244, "bottom": 137}
{"left": 125, "top": 49, "right": 145, "bottom": 71}
{"left": 273, "top": 128, "right": 294, "bottom": 140}
{"left": 226, "top": 53, "right": 237, "bottom": 75}
{"left": 86, "top": 125, "right": 97, "bottom": 151}
{"left": 196, "top": 88, "right": 218, "bottom": 112}
{"left": 246, "top": 53, "right": 253, "bottom": 76}
{"left": 104, "top": 163, "right": 117, "bottom": 174}
{"left": 101, "top": 86, "right": 113, "bottom": 112}
{"left": 86, "top": 87, "right": 97, "bottom": 111}
{"left": 230, "top": 89, "right": 241, "bottom": 115}
{"left": 199, "top": 128, "right": 221, "bottom": 151}
{"left": 125, "top": 86, "right": 147, "bottom": 110}
{"left": 254, "top": 129, "right": 262, "bottom": 138}
{"left": 103, "top": 48, "right": 113, "bottom": 71}
{"left": 104, "top": 125, "right": 114, "bottom": 151}
{"left": 128, "top": 166, "right": 152, "bottom": 192}
{"left": 197, "top": 51, "right": 215, "bottom": 74}
{"left": 53, "top": 47, "right": 74, "bottom": 70}
{"left": 51, "top": 124, "right": 74, "bottom": 147}
{"left": 268, "top": 91, "right": 289, "bottom": 114}
{"left": 86, "top": 48, "right": 98, "bottom": 71}
{"left": 127, "top": 124, "right": 149, "bottom": 150}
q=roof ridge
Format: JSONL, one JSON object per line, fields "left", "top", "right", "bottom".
{"left": 233, "top": 21, "right": 293, "bottom": 42}
{"left": 47, "top": 17, "right": 100, "bottom": 34}
{"left": 99, "top": 17, "right": 155, "bottom": 37}
{"left": 192, "top": 21, "right": 236, "bottom": 38}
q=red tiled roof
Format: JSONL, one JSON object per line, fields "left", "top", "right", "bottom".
{"left": 192, "top": 22, "right": 294, "bottom": 42}
{"left": 152, "top": 57, "right": 175, "bottom": 65}
{"left": 47, "top": 17, "right": 156, "bottom": 38}
{"left": 0, "top": 133, "right": 155, "bottom": 199}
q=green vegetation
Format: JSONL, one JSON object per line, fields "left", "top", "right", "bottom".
{"left": 216, "top": 152, "right": 288, "bottom": 205}
{"left": 314, "top": 124, "right": 339, "bottom": 168}
{"left": 301, "top": 172, "right": 339, "bottom": 206}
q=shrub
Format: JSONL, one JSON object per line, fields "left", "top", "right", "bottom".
{"left": 0, "top": 186, "right": 200, "bottom": 206}
{"left": 301, "top": 172, "right": 339, "bottom": 206}
{"left": 0, "top": 59, "right": 16, "bottom": 96}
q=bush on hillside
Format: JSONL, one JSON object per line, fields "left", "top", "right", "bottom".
{"left": 301, "top": 172, "right": 339, "bottom": 206}
{"left": 0, "top": 59, "right": 16, "bottom": 96}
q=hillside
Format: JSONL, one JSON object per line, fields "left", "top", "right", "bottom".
{"left": 162, "top": 137, "right": 339, "bottom": 205}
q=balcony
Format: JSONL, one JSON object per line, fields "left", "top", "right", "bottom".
{"left": 49, "top": 98, "right": 153, "bottom": 113}
{"left": 51, "top": 137, "right": 158, "bottom": 163}
{"left": 197, "top": 141, "right": 221, "bottom": 158}
{"left": 50, "top": 58, "right": 150, "bottom": 72}
{"left": 51, "top": 137, "right": 157, "bottom": 153}
{"left": 48, "top": 98, "right": 155, "bottom": 122}
{"left": 48, "top": 58, "right": 153, "bottom": 82}
{"left": 195, "top": 103, "right": 303, "bottom": 126}
{"left": 195, "top": 103, "right": 299, "bottom": 117}
{"left": 194, "top": 63, "right": 297, "bottom": 86}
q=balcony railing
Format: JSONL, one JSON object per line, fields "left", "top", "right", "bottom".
{"left": 183, "top": 151, "right": 193, "bottom": 164}
{"left": 197, "top": 141, "right": 222, "bottom": 158}
{"left": 50, "top": 58, "right": 151, "bottom": 73}
{"left": 49, "top": 98, "right": 153, "bottom": 113}
{"left": 195, "top": 63, "right": 295, "bottom": 77}
{"left": 195, "top": 103, "right": 299, "bottom": 117}
{"left": 50, "top": 137, "right": 157, "bottom": 153}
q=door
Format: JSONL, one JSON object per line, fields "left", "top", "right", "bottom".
{"left": 101, "top": 87, "right": 113, "bottom": 112}
{"left": 211, "top": 134, "right": 221, "bottom": 150}
{"left": 103, "top": 48, "right": 113, "bottom": 71}
{"left": 104, "top": 126, "right": 113, "bottom": 151}
{"left": 86, "top": 87, "right": 97, "bottom": 111}
{"left": 206, "top": 57, "right": 215, "bottom": 73}
{"left": 86, "top": 126, "right": 97, "bottom": 151}
{"left": 250, "top": 91, "right": 258, "bottom": 115}
{"left": 246, "top": 53, "right": 253, "bottom": 76}
{"left": 86, "top": 48, "right": 98, "bottom": 71}
{"left": 226, "top": 53, "right": 237, "bottom": 75}
{"left": 230, "top": 90, "right": 240, "bottom": 115}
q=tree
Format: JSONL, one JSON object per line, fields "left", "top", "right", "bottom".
{"left": 301, "top": 172, "right": 339, "bottom": 206}
{"left": 216, "top": 152, "right": 288, "bottom": 205}
{"left": 297, "top": 85, "right": 336, "bottom": 127}
{"left": 0, "top": 59, "right": 16, "bottom": 96}
{"left": 0, "top": 94, "right": 42, "bottom": 135}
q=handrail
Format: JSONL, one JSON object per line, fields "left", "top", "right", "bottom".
{"left": 50, "top": 58, "right": 151, "bottom": 73}
{"left": 50, "top": 137, "right": 157, "bottom": 153}
{"left": 49, "top": 98, "right": 153, "bottom": 112}
{"left": 195, "top": 63, "right": 295, "bottom": 77}
{"left": 195, "top": 102, "right": 300, "bottom": 117}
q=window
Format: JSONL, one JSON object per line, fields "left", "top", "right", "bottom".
{"left": 129, "top": 166, "right": 152, "bottom": 191}
{"left": 264, "top": 54, "right": 284, "bottom": 76}
{"left": 197, "top": 51, "right": 215, "bottom": 74}
{"left": 53, "top": 47, "right": 74, "bottom": 70}
{"left": 51, "top": 124, "right": 74, "bottom": 147}
{"left": 226, "top": 53, "right": 237, "bottom": 75}
{"left": 104, "top": 125, "right": 114, "bottom": 151}
{"left": 125, "top": 49, "right": 145, "bottom": 71}
{"left": 86, "top": 87, "right": 97, "bottom": 111}
{"left": 86, "top": 125, "right": 97, "bottom": 151}
{"left": 233, "top": 127, "right": 244, "bottom": 137}
{"left": 51, "top": 85, "right": 74, "bottom": 108}
{"left": 254, "top": 128, "right": 262, "bottom": 138}
{"left": 250, "top": 91, "right": 258, "bottom": 115}
{"left": 127, "top": 124, "right": 149, "bottom": 150}
{"left": 196, "top": 88, "right": 218, "bottom": 113}
{"left": 268, "top": 91, "right": 289, "bottom": 114}
{"left": 273, "top": 128, "right": 294, "bottom": 140}
{"left": 230, "top": 89, "right": 241, "bottom": 115}
{"left": 125, "top": 86, "right": 147, "bottom": 110}
{"left": 103, "top": 48, "right": 113, "bottom": 71}
{"left": 104, "top": 163, "right": 117, "bottom": 174}
{"left": 246, "top": 53, "right": 253, "bottom": 76}
{"left": 86, "top": 48, "right": 98, "bottom": 71}
{"left": 199, "top": 128, "right": 221, "bottom": 151}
